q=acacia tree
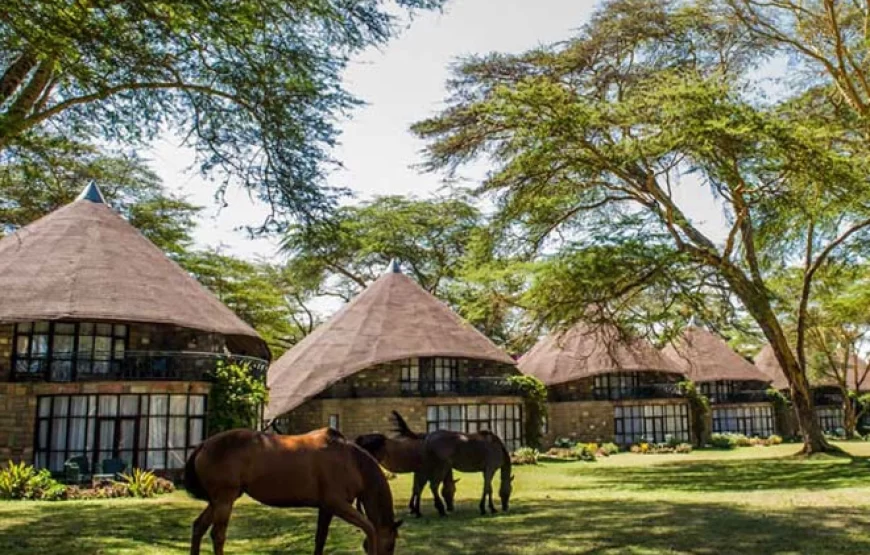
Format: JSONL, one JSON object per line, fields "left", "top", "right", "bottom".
{"left": 413, "top": 0, "right": 870, "bottom": 452}
{"left": 0, "top": 133, "right": 200, "bottom": 254}
{"left": 0, "top": 0, "right": 445, "bottom": 219}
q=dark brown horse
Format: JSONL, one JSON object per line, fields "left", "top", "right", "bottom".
{"left": 399, "top": 424, "right": 514, "bottom": 517}
{"left": 185, "top": 428, "right": 402, "bottom": 555}
{"left": 355, "top": 412, "right": 457, "bottom": 517}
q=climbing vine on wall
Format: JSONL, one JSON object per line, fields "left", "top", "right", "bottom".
{"left": 508, "top": 375, "right": 548, "bottom": 449}
{"left": 207, "top": 362, "right": 269, "bottom": 435}
{"left": 678, "top": 380, "right": 710, "bottom": 446}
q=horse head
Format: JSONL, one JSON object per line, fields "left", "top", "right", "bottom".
{"left": 363, "top": 520, "right": 403, "bottom": 555}
{"left": 499, "top": 474, "right": 514, "bottom": 511}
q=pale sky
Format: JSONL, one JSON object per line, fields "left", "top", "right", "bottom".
{"left": 148, "top": 0, "right": 727, "bottom": 261}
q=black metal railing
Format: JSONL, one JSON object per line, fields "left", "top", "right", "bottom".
{"left": 814, "top": 391, "right": 845, "bottom": 407}
{"left": 317, "top": 377, "right": 522, "bottom": 400}
{"left": 11, "top": 351, "right": 268, "bottom": 383}
{"left": 707, "top": 390, "right": 771, "bottom": 404}
{"left": 549, "top": 383, "right": 683, "bottom": 402}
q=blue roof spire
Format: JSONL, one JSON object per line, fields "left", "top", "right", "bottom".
{"left": 386, "top": 258, "right": 402, "bottom": 274}
{"left": 76, "top": 181, "right": 107, "bottom": 204}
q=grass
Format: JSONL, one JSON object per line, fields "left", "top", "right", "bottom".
{"left": 2, "top": 442, "right": 869, "bottom": 554}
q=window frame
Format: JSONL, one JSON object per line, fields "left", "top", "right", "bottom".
{"left": 613, "top": 403, "right": 690, "bottom": 445}
{"left": 33, "top": 393, "right": 206, "bottom": 473}
{"left": 711, "top": 405, "right": 774, "bottom": 436}
{"left": 425, "top": 403, "right": 524, "bottom": 451}
{"left": 13, "top": 322, "right": 128, "bottom": 382}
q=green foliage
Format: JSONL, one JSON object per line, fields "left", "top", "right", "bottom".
{"left": 767, "top": 388, "right": 791, "bottom": 407}
{"left": 507, "top": 375, "right": 548, "bottom": 449}
{"left": 678, "top": 381, "right": 710, "bottom": 446}
{"left": 769, "top": 434, "right": 783, "bottom": 445}
{"left": 181, "top": 250, "right": 315, "bottom": 357}
{"left": 117, "top": 469, "right": 173, "bottom": 499}
{"left": 207, "top": 362, "right": 268, "bottom": 434}
{"left": 710, "top": 433, "right": 739, "bottom": 450}
{"left": 0, "top": 462, "right": 66, "bottom": 501}
{"left": 512, "top": 447, "right": 540, "bottom": 466}
{"left": 413, "top": 0, "right": 870, "bottom": 453}
{"left": 0, "top": 0, "right": 445, "bottom": 218}
{"left": 571, "top": 443, "right": 598, "bottom": 462}
{"left": 600, "top": 443, "right": 620, "bottom": 456}
{"left": 0, "top": 134, "right": 200, "bottom": 254}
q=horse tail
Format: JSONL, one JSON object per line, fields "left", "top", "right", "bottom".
{"left": 184, "top": 442, "right": 209, "bottom": 501}
{"left": 392, "top": 410, "right": 423, "bottom": 440}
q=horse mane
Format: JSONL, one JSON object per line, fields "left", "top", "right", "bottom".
{"left": 391, "top": 410, "right": 424, "bottom": 440}
{"left": 355, "top": 433, "right": 388, "bottom": 455}
{"left": 350, "top": 443, "right": 395, "bottom": 528}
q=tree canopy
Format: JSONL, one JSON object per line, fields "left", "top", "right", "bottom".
{"left": 1, "top": 0, "right": 445, "bottom": 221}
{"left": 413, "top": 0, "right": 870, "bottom": 452}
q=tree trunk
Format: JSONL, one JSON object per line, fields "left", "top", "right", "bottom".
{"left": 843, "top": 397, "right": 857, "bottom": 439}
{"left": 789, "top": 379, "right": 828, "bottom": 453}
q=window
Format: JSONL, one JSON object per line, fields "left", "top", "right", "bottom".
{"left": 13, "top": 322, "right": 127, "bottom": 381}
{"left": 593, "top": 373, "right": 640, "bottom": 400}
{"left": 712, "top": 405, "right": 774, "bottom": 436}
{"left": 328, "top": 414, "right": 340, "bottom": 431}
{"left": 614, "top": 403, "right": 690, "bottom": 445}
{"left": 34, "top": 394, "right": 206, "bottom": 472}
{"left": 400, "top": 358, "right": 420, "bottom": 392}
{"left": 700, "top": 381, "right": 736, "bottom": 403}
{"left": 816, "top": 406, "right": 844, "bottom": 433}
{"left": 426, "top": 403, "right": 524, "bottom": 451}
{"left": 430, "top": 357, "right": 459, "bottom": 392}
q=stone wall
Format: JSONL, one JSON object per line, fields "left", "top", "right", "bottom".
{"left": 279, "top": 395, "right": 523, "bottom": 441}
{"left": 0, "top": 324, "right": 12, "bottom": 382}
{"left": 0, "top": 381, "right": 210, "bottom": 466}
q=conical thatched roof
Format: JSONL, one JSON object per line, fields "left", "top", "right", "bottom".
{"left": 265, "top": 264, "right": 516, "bottom": 419}
{"left": 518, "top": 322, "right": 683, "bottom": 386}
{"left": 662, "top": 327, "right": 770, "bottom": 384}
{"left": 756, "top": 344, "right": 868, "bottom": 391}
{"left": 0, "top": 184, "right": 268, "bottom": 358}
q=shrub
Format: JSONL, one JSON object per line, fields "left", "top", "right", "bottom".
{"left": 749, "top": 436, "right": 766, "bottom": 447}
{"left": 733, "top": 434, "right": 751, "bottom": 447}
{"left": 0, "top": 461, "right": 66, "bottom": 501}
{"left": 599, "top": 443, "right": 619, "bottom": 456}
{"left": 768, "top": 434, "right": 783, "bottom": 445}
{"left": 553, "top": 437, "right": 575, "bottom": 448}
{"left": 119, "top": 468, "right": 158, "bottom": 498}
{"left": 572, "top": 443, "right": 597, "bottom": 461}
{"left": 675, "top": 443, "right": 693, "bottom": 454}
{"left": 709, "top": 433, "right": 738, "bottom": 449}
{"left": 513, "top": 447, "right": 540, "bottom": 465}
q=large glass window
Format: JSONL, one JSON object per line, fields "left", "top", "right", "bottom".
{"left": 614, "top": 403, "right": 690, "bottom": 445}
{"left": 426, "top": 403, "right": 523, "bottom": 451}
{"left": 400, "top": 357, "right": 460, "bottom": 394}
{"left": 816, "top": 406, "right": 844, "bottom": 433}
{"left": 14, "top": 322, "right": 127, "bottom": 381}
{"left": 34, "top": 394, "right": 206, "bottom": 472}
{"left": 399, "top": 358, "right": 420, "bottom": 392}
{"left": 712, "top": 405, "right": 774, "bottom": 436}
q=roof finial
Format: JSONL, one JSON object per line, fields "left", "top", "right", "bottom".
{"left": 76, "top": 181, "right": 107, "bottom": 204}
{"left": 386, "top": 258, "right": 402, "bottom": 274}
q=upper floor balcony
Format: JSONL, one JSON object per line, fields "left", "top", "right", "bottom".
{"left": 10, "top": 350, "right": 268, "bottom": 383}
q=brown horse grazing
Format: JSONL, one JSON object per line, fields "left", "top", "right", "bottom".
{"left": 402, "top": 426, "right": 514, "bottom": 517}
{"left": 355, "top": 414, "right": 457, "bottom": 517}
{"left": 185, "top": 428, "right": 402, "bottom": 555}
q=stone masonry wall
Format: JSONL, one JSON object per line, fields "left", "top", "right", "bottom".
{"left": 0, "top": 381, "right": 210, "bottom": 466}
{"left": 0, "top": 324, "right": 12, "bottom": 382}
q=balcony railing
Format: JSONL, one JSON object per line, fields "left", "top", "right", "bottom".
{"left": 549, "top": 383, "right": 683, "bottom": 402}
{"left": 316, "top": 377, "right": 522, "bottom": 400}
{"left": 11, "top": 351, "right": 268, "bottom": 383}
{"left": 707, "top": 390, "right": 771, "bottom": 404}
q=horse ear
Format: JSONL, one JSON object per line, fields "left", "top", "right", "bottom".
{"left": 510, "top": 475, "right": 515, "bottom": 482}
{"left": 394, "top": 520, "right": 404, "bottom": 530}
{"left": 453, "top": 478, "right": 461, "bottom": 484}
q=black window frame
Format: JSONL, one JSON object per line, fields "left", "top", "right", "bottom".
{"left": 816, "top": 405, "right": 844, "bottom": 433}
{"left": 614, "top": 403, "right": 690, "bottom": 445}
{"left": 711, "top": 405, "right": 775, "bottom": 436}
{"left": 426, "top": 403, "right": 524, "bottom": 451}
{"left": 33, "top": 393, "right": 206, "bottom": 473}
{"left": 13, "top": 321, "right": 128, "bottom": 382}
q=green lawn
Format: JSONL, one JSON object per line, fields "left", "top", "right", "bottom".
{"left": 2, "top": 442, "right": 869, "bottom": 554}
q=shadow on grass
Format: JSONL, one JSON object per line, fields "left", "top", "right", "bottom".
{"left": 564, "top": 455, "right": 870, "bottom": 493}
{"left": 1, "top": 495, "right": 869, "bottom": 554}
